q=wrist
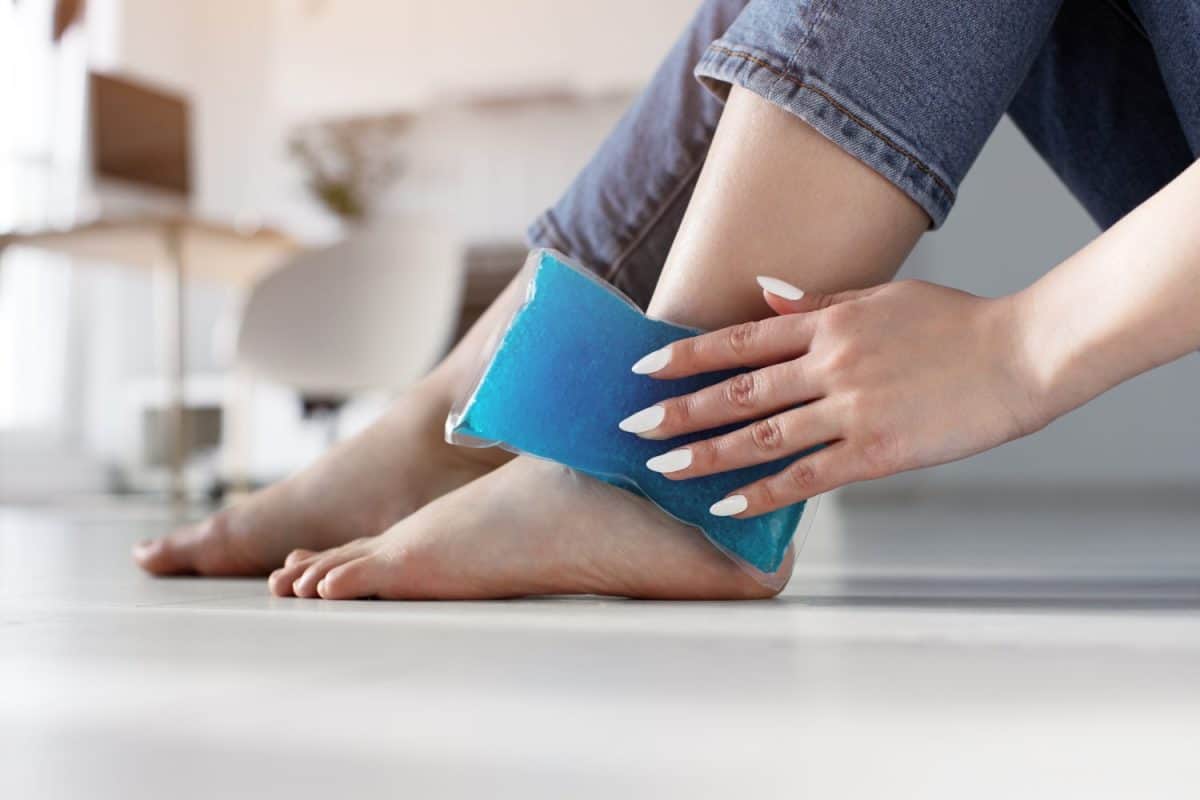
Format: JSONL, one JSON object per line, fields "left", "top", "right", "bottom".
{"left": 984, "top": 290, "right": 1060, "bottom": 435}
{"left": 1007, "top": 277, "right": 1115, "bottom": 428}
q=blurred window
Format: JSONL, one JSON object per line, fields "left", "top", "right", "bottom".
{"left": 0, "top": 0, "right": 86, "bottom": 434}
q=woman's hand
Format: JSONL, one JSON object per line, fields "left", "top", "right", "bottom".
{"left": 619, "top": 277, "right": 1047, "bottom": 518}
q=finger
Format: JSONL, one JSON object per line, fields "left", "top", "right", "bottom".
{"left": 756, "top": 275, "right": 879, "bottom": 317}
{"left": 708, "top": 442, "right": 856, "bottom": 518}
{"left": 633, "top": 314, "right": 817, "bottom": 380}
{"left": 647, "top": 401, "right": 840, "bottom": 479}
{"left": 624, "top": 358, "right": 822, "bottom": 441}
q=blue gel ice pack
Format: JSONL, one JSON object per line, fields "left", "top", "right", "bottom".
{"left": 448, "top": 250, "right": 809, "bottom": 574}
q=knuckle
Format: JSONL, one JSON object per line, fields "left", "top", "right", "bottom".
{"left": 672, "top": 337, "right": 697, "bottom": 366}
{"left": 783, "top": 459, "right": 819, "bottom": 494}
{"left": 749, "top": 417, "right": 786, "bottom": 453}
{"left": 725, "top": 321, "right": 759, "bottom": 357}
{"left": 859, "top": 429, "right": 902, "bottom": 475}
{"left": 756, "top": 479, "right": 779, "bottom": 511}
{"left": 817, "top": 347, "right": 845, "bottom": 376}
{"left": 842, "top": 389, "right": 869, "bottom": 419}
{"left": 689, "top": 438, "right": 719, "bottom": 470}
{"left": 822, "top": 342, "right": 859, "bottom": 376}
{"left": 724, "top": 372, "right": 759, "bottom": 410}
{"left": 822, "top": 302, "right": 860, "bottom": 334}
{"left": 671, "top": 394, "right": 698, "bottom": 428}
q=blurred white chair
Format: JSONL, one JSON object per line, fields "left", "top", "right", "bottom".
{"left": 234, "top": 217, "right": 464, "bottom": 441}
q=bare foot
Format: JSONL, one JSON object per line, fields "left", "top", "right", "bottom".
{"left": 133, "top": 381, "right": 511, "bottom": 576}
{"left": 268, "top": 456, "right": 790, "bottom": 600}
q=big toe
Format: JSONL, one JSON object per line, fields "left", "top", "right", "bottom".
{"left": 133, "top": 527, "right": 203, "bottom": 575}
{"left": 318, "top": 556, "right": 389, "bottom": 600}
{"left": 133, "top": 515, "right": 261, "bottom": 577}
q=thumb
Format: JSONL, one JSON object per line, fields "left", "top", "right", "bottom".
{"left": 755, "top": 275, "right": 879, "bottom": 316}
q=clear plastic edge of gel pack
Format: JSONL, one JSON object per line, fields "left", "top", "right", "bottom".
{"left": 445, "top": 248, "right": 819, "bottom": 591}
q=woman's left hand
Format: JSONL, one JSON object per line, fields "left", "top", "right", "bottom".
{"left": 620, "top": 277, "right": 1048, "bottom": 517}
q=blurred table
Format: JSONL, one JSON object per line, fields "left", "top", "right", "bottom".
{"left": 0, "top": 214, "right": 299, "bottom": 505}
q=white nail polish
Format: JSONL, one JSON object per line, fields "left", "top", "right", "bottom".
{"left": 756, "top": 276, "right": 805, "bottom": 301}
{"left": 618, "top": 405, "right": 666, "bottom": 434}
{"left": 632, "top": 346, "right": 672, "bottom": 375}
{"left": 709, "top": 494, "right": 749, "bottom": 517}
{"left": 646, "top": 448, "right": 692, "bottom": 473}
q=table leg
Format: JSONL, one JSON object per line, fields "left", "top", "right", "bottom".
{"left": 164, "top": 223, "right": 188, "bottom": 511}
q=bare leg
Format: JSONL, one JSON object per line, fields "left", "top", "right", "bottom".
{"left": 271, "top": 86, "right": 927, "bottom": 600}
{"left": 650, "top": 85, "right": 927, "bottom": 329}
{"left": 132, "top": 278, "right": 520, "bottom": 576}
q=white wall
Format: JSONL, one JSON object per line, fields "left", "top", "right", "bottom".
{"left": 102, "top": 0, "right": 276, "bottom": 222}
{"left": 269, "top": 0, "right": 698, "bottom": 119}
{"left": 60, "top": 0, "right": 698, "bottom": 483}
{"left": 257, "top": 0, "right": 703, "bottom": 242}
{"left": 59, "top": 0, "right": 284, "bottom": 474}
{"left": 41, "top": 0, "right": 1200, "bottom": 489}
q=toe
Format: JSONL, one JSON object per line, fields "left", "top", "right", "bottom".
{"left": 317, "top": 556, "right": 383, "bottom": 600}
{"left": 292, "top": 542, "right": 370, "bottom": 598}
{"left": 132, "top": 527, "right": 204, "bottom": 576}
{"left": 269, "top": 552, "right": 320, "bottom": 596}
{"left": 284, "top": 549, "right": 316, "bottom": 566}
{"left": 134, "top": 513, "right": 267, "bottom": 577}
{"left": 132, "top": 538, "right": 173, "bottom": 574}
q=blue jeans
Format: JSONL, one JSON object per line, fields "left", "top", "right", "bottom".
{"left": 527, "top": 0, "right": 1199, "bottom": 308}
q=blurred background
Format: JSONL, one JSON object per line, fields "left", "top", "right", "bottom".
{"left": 1, "top": 0, "right": 1197, "bottom": 517}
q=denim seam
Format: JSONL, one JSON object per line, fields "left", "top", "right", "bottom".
{"left": 607, "top": 141, "right": 710, "bottom": 285}
{"left": 767, "top": 0, "right": 836, "bottom": 106}
{"left": 707, "top": 43, "right": 957, "bottom": 206}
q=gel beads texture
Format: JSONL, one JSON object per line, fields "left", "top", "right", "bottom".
{"left": 450, "top": 250, "right": 808, "bottom": 574}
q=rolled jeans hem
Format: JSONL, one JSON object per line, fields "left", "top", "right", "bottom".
{"left": 694, "top": 42, "right": 955, "bottom": 229}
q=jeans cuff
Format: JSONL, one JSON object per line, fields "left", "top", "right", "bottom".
{"left": 694, "top": 42, "right": 955, "bottom": 229}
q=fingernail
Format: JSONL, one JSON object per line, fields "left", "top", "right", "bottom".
{"left": 646, "top": 448, "right": 692, "bottom": 473}
{"left": 632, "top": 346, "right": 672, "bottom": 375}
{"left": 756, "top": 276, "right": 804, "bottom": 301}
{"left": 709, "top": 494, "right": 749, "bottom": 517}
{"left": 618, "top": 404, "right": 665, "bottom": 434}
{"left": 317, "top": 579, "right": 328, "bottom": 596}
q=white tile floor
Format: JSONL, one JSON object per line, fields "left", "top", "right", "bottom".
{"left": 3, "top": 495, "right": 1200, "bottom": 799}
